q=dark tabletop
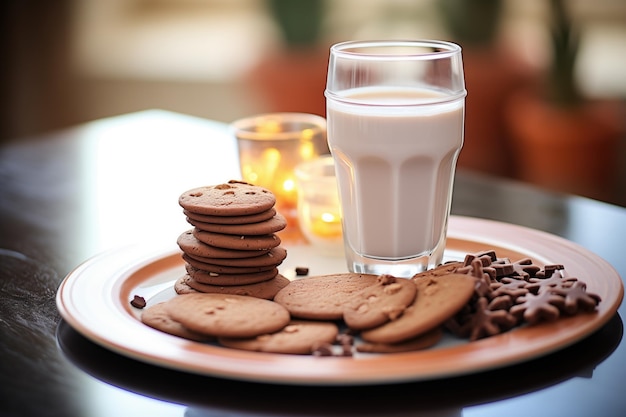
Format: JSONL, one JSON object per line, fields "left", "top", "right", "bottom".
{"left": 1, "top": 110, "right": 624, "bottom": 417}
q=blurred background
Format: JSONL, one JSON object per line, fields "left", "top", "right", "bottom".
{"left": 1, "top": 0, "right": 625, "bottom": 205}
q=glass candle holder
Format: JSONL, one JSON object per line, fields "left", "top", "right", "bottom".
{"left": 295, "top": 155, "right": 344, "bottom": 256}
{"left": 232, "top": 113, "right": 328, "bottom": 229}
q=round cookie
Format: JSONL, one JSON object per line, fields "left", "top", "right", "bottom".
{"left": 179, "top": 181, "right": 275, "bottom": 216}
{"left": 411, "top": 261, "right": 464, "bottom": 280}
{"left": 186, "top": 246, "right": 287, "bottom": 268}
{"left": 343, "top": 275, "right": 418, "bottom": 330}
{"left": 141, "top": 302, "right": 212, "bottom": 342}
{"left": 193, "top": 229, "right": 281, "bottom": 251}
{"left": 356, "top": 327, "right": 442, "bottom": 353}
{"left": 181, "top": 273, "right": 290, "bottom": 300}
{"left": 361, "top": 273, "right": 476, "bottom": 344}
{"left": 273, "top": 273, "right": 379, "bottom": 320}
{"left": 174, "top": 275, "right": 199, "bottom": 294}
{"left": 183, "top": 254, "right": 278, "bottom": 275}
{"left": 188, "top": 213, "right": 287, "bottom": 236}
{"left": 184, "top": 208, "right": 276, "bottom": 225}
{"left": 218, "top": 320, "right": 339, "bottom": 355}
{"left": 166, "top": 293, "right": 290, "bottom": 338}
{"left": 177, "top": 230, "right": 271, "bottom": 259}
{"left": 185, "top": 264, "right": 279, "bottom": 286}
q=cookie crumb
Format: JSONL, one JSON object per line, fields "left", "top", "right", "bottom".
{"left": 377, "top": 274, "right": 396, "bottom": 284}
{"left": 283, "top": 324, "right": 300, "bottom": 333}
{"left": 130, "top": 295, "right": 146, "bottom": 309}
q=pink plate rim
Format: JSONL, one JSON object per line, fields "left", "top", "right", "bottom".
{"left": 56, "top": 215, "right": 624, "bottom": 385}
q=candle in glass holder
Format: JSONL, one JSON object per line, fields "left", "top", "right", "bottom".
{"left": 295, "top": 156, "right": 344, "bottom": 255}
{"left": 232, "top": 113, "right": 328, "bottom": 229}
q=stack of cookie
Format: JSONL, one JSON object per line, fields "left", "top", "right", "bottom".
{"left": 175, "top": 180, "right": 290, "bottom": 299}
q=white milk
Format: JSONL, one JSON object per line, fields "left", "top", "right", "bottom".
{"left": 326, "top": 87, "right": 464, "bottom": 262}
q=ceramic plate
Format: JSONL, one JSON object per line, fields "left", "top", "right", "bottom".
{"left": 56, "top": 216, "right": 623, "bottom": 385}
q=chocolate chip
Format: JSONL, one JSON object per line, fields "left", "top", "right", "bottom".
{"left": 130, "top": 295, "right": 146, "bottom": 309}
{"left": 539, "top": 264, "right": 566, "bottom": 278}
{"left": 340, "top": 344, "right": 353, "bottom": 357}
{"left": 295, "top": 267, "right": 309, "bottom": 276}
{"left": 336, "top": 333, "right": 354, "bottom": 346}
{"left": 492, "top": 263, "right": 516, "bottom": 278}
{"left": 311, "top": 342, "right": 334, "bottom": 356}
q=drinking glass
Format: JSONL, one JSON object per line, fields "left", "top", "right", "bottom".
{"left": 325, "top": 40, "right": 466, "bottom": 277}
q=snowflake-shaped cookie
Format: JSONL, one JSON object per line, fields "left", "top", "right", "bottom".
{"left": 526, "top": 273, "right": 578, "bottom": 295}
{"left": 465, "top": 297, "right": 517, "bottom": 340}
{"left": 490, "top": 276, "right": 529, "bottom": 299}
{"left": 550, "top": 281, "right": 601, "bottom": 315}
{"left": 510, "top": 291, "right": 566, "bottom": 324}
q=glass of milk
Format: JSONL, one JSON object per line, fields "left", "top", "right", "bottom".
{"left": 325, "top": 40, "right": 466, "bottom": 277}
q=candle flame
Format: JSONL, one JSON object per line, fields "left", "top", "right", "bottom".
{"left": 299, "top": 141, "right": 315, "bottom": 160}
{"left": 283, "top": 178, "right": 295, "bottom": 192}
{"left": 262, "top": 148, "right": 281, "bottom": 165}
{"left": 301, "top": 128, "right": 314, "bottom": 140}
{"left": 310, "top": 210, "right": 342, "bottom": 239}
{"left": 321, "top": 212, "right": 337, "bottom": 223}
